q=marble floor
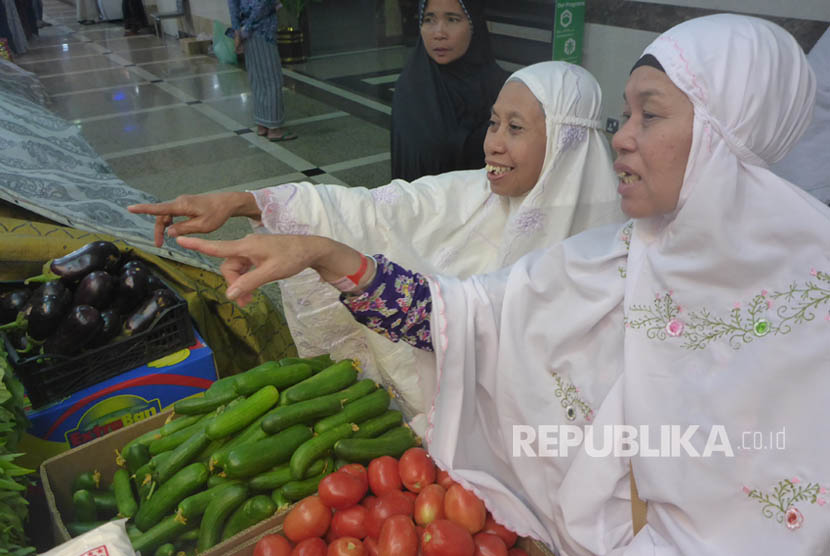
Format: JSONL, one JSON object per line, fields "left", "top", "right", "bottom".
{"left": 16, "top": 0, "right": 411, "bottom": 244}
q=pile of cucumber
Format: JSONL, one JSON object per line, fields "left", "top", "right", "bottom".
{"left": 64, "top": 355, "right": 419, "bottom": 555}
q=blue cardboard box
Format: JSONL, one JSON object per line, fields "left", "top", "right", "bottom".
{"left": 18, "top": 331, "right": 217, "bottom": 469}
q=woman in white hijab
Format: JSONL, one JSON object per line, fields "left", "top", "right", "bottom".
{"left": 172, "top": 13, "right": 830, "bottom": 555}
{"left": 129, "top": 61, "right": 622, "bottom": 423}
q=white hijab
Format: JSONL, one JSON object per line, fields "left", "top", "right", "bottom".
{"left": 426, "top": 14, "right": 829, "bottom": 555}
{"left": 252, "top": 61, "right": 622, "bottom": 421}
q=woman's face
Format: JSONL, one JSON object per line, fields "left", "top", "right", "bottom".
{"left": 420, "top": 0, "right": 473, "bottom": 65}
{"left": 484, "top": 81, "right": 547, "bottom": 197}
{"left": 612, "top": 66, "right": 694, "bottom": 218}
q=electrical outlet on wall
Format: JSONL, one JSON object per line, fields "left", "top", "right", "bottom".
{"left": 605, "top": 118, "right": 619, "bottom": 134}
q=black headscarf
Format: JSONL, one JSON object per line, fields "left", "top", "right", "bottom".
{"left": 391, "top": 0, "right": 508, "bottom": 181}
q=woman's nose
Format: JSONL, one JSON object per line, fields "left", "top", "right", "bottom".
{"left": 611, "top": 119, "right": 635, "bottom": 155}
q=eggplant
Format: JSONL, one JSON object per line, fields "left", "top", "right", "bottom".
{"left": 123, "top": 289, "right": 178, "bottom": 336}
{"left": 120, "top": 260, "right": 149, "bottom": 274}
{"left": 110, "top": 265, "right": 149, "bottom": 315}
{"left": 43, "top": 305, "right": 102, "bottom": 356}
{"left": 25, "top": 293, "right": 73, "bottom": 341}
{"left": 87, "top": 309, "right": 121, "bottom": 348}
{"left": 74, "top": 271, "right": 116, "bottom": 310}
{"left": 25, "top": 241, "right": 121, "bottom": 285}
{"left": 0, "top": 289, "right": 32, "bottom": 325}
{"left": 145, "top": 273, "right": 167, "bottom": 292}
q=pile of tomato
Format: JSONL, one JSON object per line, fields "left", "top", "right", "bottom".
{"left": 252, "top": 447, "right": 528, "bottom": 556}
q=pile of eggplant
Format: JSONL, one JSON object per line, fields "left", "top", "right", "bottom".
{"left": 0, "top": 241, "right": 179, "bottom": 360}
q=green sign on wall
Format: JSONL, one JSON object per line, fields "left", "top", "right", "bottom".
{"left": 552, "top": 0, "right": 585, "bottom": 65}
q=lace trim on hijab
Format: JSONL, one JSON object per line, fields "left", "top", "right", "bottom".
{"left": 549, "top": 115, "right": 602, "bottom": 129}
{"left": 419, "top": 0, "right": 472, "bottom": 27}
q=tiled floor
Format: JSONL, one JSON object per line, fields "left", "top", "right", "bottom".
{"left": 16, "top": 0, "right": 412, "bottom": 240}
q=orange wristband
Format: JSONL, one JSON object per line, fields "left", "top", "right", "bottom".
{"left": 328, "top": 253, "right": 371, "bottom": 293}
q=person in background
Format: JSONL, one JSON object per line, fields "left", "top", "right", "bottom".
{"left": 121, "top": 0, "right": 148, "bottom": 36}
{"left": 32, "top": 0, "right": 50, "bottom": 28}
{"left": 391, "top": 0, "right": 508, "bottom": 181}
{"left": 166, "top": 14, "right": 829, "bottom": 555}
{"left": 228, "top": 0, "right": 296, "bottom": 141}
{"left": 128, "top": 61, "right": 623, "bottom": 426}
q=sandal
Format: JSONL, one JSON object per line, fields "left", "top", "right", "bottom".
{"left": 256, "top": 125, "right": 267, "bottom": 136}
{"left": 267, "top": 131, "right": 298, "bottom": 142}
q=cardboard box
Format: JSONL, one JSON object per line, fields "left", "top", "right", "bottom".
{"left": 180, "top": 37, "right": 211, "bottom": 55}
{"left": 41, "top": 408, "right": 290, "bottom": 553}
{"left": 19, "top": 332, "right": 216, "bottom": 470}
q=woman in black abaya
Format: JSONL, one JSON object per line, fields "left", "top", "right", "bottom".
{"left": 391, "top": 0, "right": 508, "bottom": 181}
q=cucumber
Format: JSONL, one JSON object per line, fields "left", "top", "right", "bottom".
{"left": 334, "top": 458, "right": 351, "bottom": 471}
{"left": 270, "top": 488, "right": 291, "bottom": 511}
{"left": 234, "top": 362, "right": 313, "bottom": 395}
{"left": 176, "top": 528, "right": 200, "bottom": 542}
{"left": 154, "top": 543, "right": 176, "bottom": 556}
{"left": 132, "top": 515, "right": 191, "bottom": 555}
{"left": 207, "top": 474, "right": 233, "bottom": 488}
{"left": 333, "top": 425, "right": 419, "bottom": 463}
{"left": 289, "top": 422, "right": 356, "bottom": 480}
{"left": 197, "top": 483, "right": 248, "bottom": 552}
{"left": 224, "top": 425, "right": 313, "bottom": 479}
{"left": 122, "top": 442, "right": 151, "bottom": 475}
{"left": 123, "top": 427, "right": 164, "bottom": 454}
{"left": 158, "top": 414, "right": 203, "bottom": 437}
{"left": 279, "top": 463, "right": 335, "bottom": 501}
{"left": 91, "top": 490, "right": 118, "bottom": 517}
{"left": 279, "top": 356, "right": 331, "bottom": 373}
{"left": 66, "top": 521, "right": 105, "bottom": 537}
{"left": 248, "top": 457, "right": 331, "bottom": 492}
{"left": 72, "top": 489, "right": 97, "bottom": 522}
{"left": 280, "top": 360, "right": 358, "bottom": 405}
{"left": 72, "top": 470, "right": 101, "bottom": 493}
{"left": 127, "top": 524, "right": 143, "bottom": 541}
{"left": 148, "top": 417, "right": 208, "bottom": 456}
{"left": 352, "top": 410, "right": 403, "bottom": 439}
{"left": 208, "top": 412, "right": 270, "bottom": 471}
{"left": 313, "top": 388, "right": 390, "bottom": 434}
{"left": 206, "top": 385, "right": 279, "bottom": 440}
{"left": 204, "top": 376, "right": 239, "bottom": 399}
{"left": 173, "top": 390, "right": 237, "bottom": 415}
{"left": 155, "top": 431, "right": 212, "bottom": 484}
{"left": 322, "top": 378, "right": 378, "bottom": 406}
{"left": 221, "top": 494, "right": 277, "bottom": 540}
{"left": 112, "top": 469, "right": 138, "bottom": 518}
{"left": 196, "top": 436, "right": 227, "bottom": 463}
{"left": 134, "top": 462, "right": 209, "bottom": 531}
{"left": 176, "top": 481, "right": 243, "bottom": 523}
{"left": 261, "top": 395, "right": 344, "bottom": 434}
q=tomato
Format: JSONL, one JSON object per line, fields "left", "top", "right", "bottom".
{"left": 444, "top": 484, "right": 486, "bottom": 534}
{"left": 368, "top": 456, "right": 402, "bottom": 496}
{"left": 436, "top": 470, "right": 457, "bottom": 491}
{"left": 378, "top": 514, "right": 419, "bottom": 556}
{"left": 421, "top": 519, "right": 475, "bottom": 556}
{"left": 414, "top": 483, "right": 446, "bottom": 526}
{"left": 254, "top": 534, "right": 294, "bottom": 556}
{"left": 319, "top": 470, "right": 369, "bottom": 510}
{"left": 327, "top": 537, "right": 365, "bottom": 556}
{"left": 506, "top": 550, "right": 529, "bottom": 556}
{"left": 365, "top": 490, "right": 416, "bottom": 538}
{"left": 330, "top": 504, "right": 369, "bottom": 539}
{"left": 284, "top": 496, "right": 332, "bottom": 543}
{"left": 361, "top": 495, "right": 379, "bottom": 512}
{"left": 481, "top": 515, "right": 517, "bottom": 548}
{"left": 398, "top": 448, "right": 436, "bottom": 493}
{"left": 291, "top": 537, "right": 327, "bottom": 556}
{"left": 340, "top": 463, "right": 369, "bottom": 491}
{"left": 473, "top": 533, "right": 507, "bottom": 556}
{"left": 363, "top": 537, "right": 380, "bottom": 556}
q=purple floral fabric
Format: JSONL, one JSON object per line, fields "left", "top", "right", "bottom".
{"left": 340, "top": 255, "right": 434, "bottom": 352}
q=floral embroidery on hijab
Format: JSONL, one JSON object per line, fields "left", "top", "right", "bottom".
{"left": 618, "top": 221, "right": 633, "bottom": 278}
{"left": 743, "top": 478, "right": 826, "bottom": 530}
{"left": 552, "top": 372, "right": 594, "bottom": 422}
{"left": 512, "top": 208, "right": 545, "bottom": 235}
{"left": 370, "top": 184, "right": 402, "bottom": 205}
{"left": 558, "top": 124, "right": 587, "bottom": 152}
{"left": 626, "top": 270, "right": 830, "bottom": 349}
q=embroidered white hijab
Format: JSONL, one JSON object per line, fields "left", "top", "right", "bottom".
{"left": 426, "top": 14, "right": 829, "bottom": 555}
{"left": 252, "top": 61, "right": 622, "bottom": 420}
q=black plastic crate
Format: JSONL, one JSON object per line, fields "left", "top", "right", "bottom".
{"left": 1, "top": 282, "right": 195, "bottom": 409}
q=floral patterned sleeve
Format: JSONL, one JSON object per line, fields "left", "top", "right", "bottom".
{"left": 340, "top": 255, "right": 434, "bottom": 352}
